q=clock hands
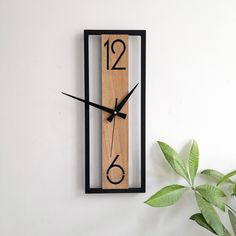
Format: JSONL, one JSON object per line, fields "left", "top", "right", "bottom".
{"left": 107, "top": 83, "right": 139, "bottom": 122}
{"left": 62, "top": 83, "right": 138, "bottom": 122}
{"left": 61, "top": 92, "right": 127, "bottom": 119}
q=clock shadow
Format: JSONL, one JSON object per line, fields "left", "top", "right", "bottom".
{"left": 74, "top": 33, "right": 85, "bottom": 194}
{"left": 73, "top": 33, "right": 104, "bottom": 192}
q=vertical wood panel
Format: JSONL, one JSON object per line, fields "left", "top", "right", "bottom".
{"left": 101, "top": 34, "right": 128, "bottom": 189}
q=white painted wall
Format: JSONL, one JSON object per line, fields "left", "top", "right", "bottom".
{"left": 1, "top": 0, "right": 236, "bottom": 235}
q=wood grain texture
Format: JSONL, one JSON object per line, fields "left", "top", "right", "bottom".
{"left": 101, "top": 34, "right": 128, "bottom": 189}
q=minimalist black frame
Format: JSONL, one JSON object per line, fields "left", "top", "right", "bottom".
{"left": 84, "top": 29, "right": 146, "bottom": 193}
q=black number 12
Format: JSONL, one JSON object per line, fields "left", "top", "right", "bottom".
{"left": 104, "top": 39, "right": 126, "bottom": 70}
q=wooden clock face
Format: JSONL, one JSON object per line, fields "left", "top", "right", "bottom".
{"left": 62, "top": 30, "right": 146, "bottom": 193}
{"left": 101, "top": 34, "right": 129, "bottom": 189}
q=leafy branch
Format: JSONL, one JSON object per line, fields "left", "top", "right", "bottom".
{"left": 145, "top": 140, "right": 236, "bottom": 236}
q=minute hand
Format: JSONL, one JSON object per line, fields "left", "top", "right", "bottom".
{"left": 107, "top": 83, "right": 139, "bottom": 122}
{"left": 62, "top": 92, "right": 127, "bottom": 119}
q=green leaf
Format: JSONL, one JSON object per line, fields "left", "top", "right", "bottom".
{"left": 233, "top": 185, "right": 236, "bottom": 197}
{"left": 201, "top": 169, "right": 234, "bottom": 184}
{"left": 225, "top": 204, "right": 236, "bottom": 215}
{"left": 217, "top": 170, "right": 236, "bottom": 186}
{"left": 158, "top": 141, "right": 190, "bottom": 183}
{"left": 190, "top": 213, "right": 217, "bottom": 234}
{"left": 145, "top": 184, "right": 188, "bottom": 207}
{"left": 188, "top": 140, "right": 199, "bottom": 185}
{"left": 195, "top": 184, "right": 226, "bottom": 211}
{"left": 195, "top": 192, "right": 224, "bottom": 236}
{"left": 190, "top": 213, "right": 231, "bottom": 236}
{"left": 223, "top": 227, "right": 233, "bottom": 236}
{"left": 228, "top": 210, "right": 236, "bottom": 235}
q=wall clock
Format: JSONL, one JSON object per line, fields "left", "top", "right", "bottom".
{"left": 62, "top": 29, "right": 146, "bottom": 193}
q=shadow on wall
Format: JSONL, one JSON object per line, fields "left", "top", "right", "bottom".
{"left": 74, "top": 33, "right": 85, "bottom": 194}
{"left": 149, "top": 140, "right": 192, "bottom": 183}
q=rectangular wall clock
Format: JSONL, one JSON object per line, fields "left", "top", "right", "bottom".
{"left": 64, "top": 30, "right": 146, "bottom": 194}
{"left": 85, "top": 30, "right": 146, "bottom": 193}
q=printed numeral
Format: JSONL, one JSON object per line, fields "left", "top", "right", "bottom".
{"left": 104, "top": 39, "right": 126, "bottom": 70}
{"left": 106, "top": 155, "right": 125, "bottom": 184}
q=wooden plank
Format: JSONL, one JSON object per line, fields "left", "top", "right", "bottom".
{"left": 101, "top": 34, "right": 128, "bottom": 189}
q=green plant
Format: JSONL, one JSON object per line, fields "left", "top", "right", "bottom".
{"left": 201, "top": 169, "right": 236, "bottom": 197}
{"left": 145, "top": 140, "right": 236, "bottom": 236}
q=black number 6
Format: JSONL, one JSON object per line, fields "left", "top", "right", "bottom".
{"left": 106, "top": 155, "right": 125, "bottom": 185}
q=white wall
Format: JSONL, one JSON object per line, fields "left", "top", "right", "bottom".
{"left": 1, "top": 0, "right": 236, "bottom": 235}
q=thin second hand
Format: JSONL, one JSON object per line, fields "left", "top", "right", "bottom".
{"left": 110, "top": 98, "right": 118, "bottom": 158}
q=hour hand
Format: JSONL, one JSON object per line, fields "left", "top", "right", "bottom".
{"left": 61, "top": 92, "right": 127, "bottom": 119}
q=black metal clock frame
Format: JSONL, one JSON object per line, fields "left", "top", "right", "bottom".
{"left": 84, "top": 29, "right": 146, "bottom": 193}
